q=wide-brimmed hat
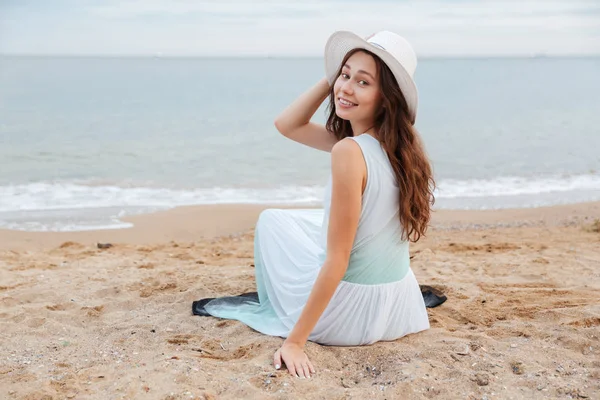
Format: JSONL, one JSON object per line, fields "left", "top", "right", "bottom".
{"left": 324, "top": 30, "right": 418, "bottom": 124}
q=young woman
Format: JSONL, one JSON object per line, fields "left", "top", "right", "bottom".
{"left": 193, "top": 31, "right": 436, "bottom": 379}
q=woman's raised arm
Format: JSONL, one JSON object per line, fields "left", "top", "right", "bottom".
{"left": 274, "top": 78, "right": 339, "bottom": 152}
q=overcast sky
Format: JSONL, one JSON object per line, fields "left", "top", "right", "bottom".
{"left": 1, "top": 0, "right": 599, "bottom": 57}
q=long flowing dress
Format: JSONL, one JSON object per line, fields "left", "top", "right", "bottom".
{"left": 199, "top": 134, "right": 430, "bottom": 346}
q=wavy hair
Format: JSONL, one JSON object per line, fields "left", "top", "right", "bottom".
{"left": 326, "top": 48, "right": 436, "bottom": 242}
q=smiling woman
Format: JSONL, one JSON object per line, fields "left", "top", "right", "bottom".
{"left": 331, "top": 51, "right": 382, "bottom": 130}
{"left": 193, "top": 30, "right": 438, "bottom": 379}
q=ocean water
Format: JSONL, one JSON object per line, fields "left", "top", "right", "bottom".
{"left": 1, "top": 56, "right": 600, "bottom": 231}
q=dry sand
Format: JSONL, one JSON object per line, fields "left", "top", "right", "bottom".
{"left": 1, "top": 202, "right": 599, "bottom": 399}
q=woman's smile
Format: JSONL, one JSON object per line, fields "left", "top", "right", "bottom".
{"left": 337, "top": 97, "right": 357, "bottom": 108}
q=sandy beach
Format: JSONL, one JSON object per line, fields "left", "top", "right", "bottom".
{"left": 1, "top": 202, "right": 599, "bottom": 399}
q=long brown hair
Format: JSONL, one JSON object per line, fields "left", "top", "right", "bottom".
{"left": 326, "top": 48, "right": 436, "bottom": 242}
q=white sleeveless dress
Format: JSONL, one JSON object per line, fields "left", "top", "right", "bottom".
{"left": 204, "top": 134, "right": 430, "bottom": 346}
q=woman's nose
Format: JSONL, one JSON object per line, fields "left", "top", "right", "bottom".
{"left": 341, "top": 80, "right": 354, "bottom": 95}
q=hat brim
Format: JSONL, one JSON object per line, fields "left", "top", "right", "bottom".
{"left": 324, "top": 31, "right": 418, "bottom": 124}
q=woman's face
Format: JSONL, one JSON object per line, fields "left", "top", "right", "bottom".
{"left": 333, "top": 51, "right": 382, "bottom": 125}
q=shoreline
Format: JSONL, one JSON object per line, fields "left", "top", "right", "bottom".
{"left": 1, "top": 201, "right": 599, "bottom": 251}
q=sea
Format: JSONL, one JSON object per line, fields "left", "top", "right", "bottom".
{"left": 1, "top": 55, "right": 599, "bottom": 231}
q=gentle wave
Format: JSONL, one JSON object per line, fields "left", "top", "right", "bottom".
{"left": 0, "top": 219, "right": 133, "bottom": 232}
{"left": 1, "top": 174, "right": 599, "bottom": 231}
{"left": 436, "top": 174, "right": 600, "bottom": 198}
{"left": 0, "top": 182, "right": 324, "bottom": 212}
{"left": 1, "top": 174, "right": 599, "bottom": 212}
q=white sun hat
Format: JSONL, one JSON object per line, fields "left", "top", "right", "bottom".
{"left": 324, "top": 30, "right": 419, "bottom": 124}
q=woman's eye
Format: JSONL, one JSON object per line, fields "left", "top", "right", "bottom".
{"left": 359, "top": 80, "right": 369, "bottom": 86}
{"left": 341, "top": 73, "right": 350, "bottom": 79}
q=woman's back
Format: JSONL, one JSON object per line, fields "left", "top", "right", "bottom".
{"left": 320, "top": 133, "right": 410, "bottom": 285}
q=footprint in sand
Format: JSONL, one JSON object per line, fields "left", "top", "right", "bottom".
{"left": 181, "top": 337, "right": 262, "bottom": 361}
{"left": 567, "top": 317, "right": 600, "bottom": 328}
{"left": 80, "top": 305, "right": 105, "bottom": 317}
{"left": 167, "top": 334, "right": 194, "bottom": 345}
{"left": 58, "top": 241, "right": 85, "bottom": 249}
{"left": 139, "top": 282, "right": 178, "bottom": 298}
{"left": 443, "top": 242, "right": 521, "bottom": 253}
{"left": 46, "top": 303, "right": 73, "bottom": 311}
{"left": 0, "top": 283, "right": 25, "bottom": 291}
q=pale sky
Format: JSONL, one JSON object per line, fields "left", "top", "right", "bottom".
{"left": 1, "top": 0, "right": 599, "bottom": 57}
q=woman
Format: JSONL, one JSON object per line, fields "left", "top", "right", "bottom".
{"left": 193, "top": 31, "right": 436, "bottom": 379}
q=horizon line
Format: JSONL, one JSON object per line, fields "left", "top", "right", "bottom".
{"left": 2, "top": 53, "right": 599, "bottom": 61}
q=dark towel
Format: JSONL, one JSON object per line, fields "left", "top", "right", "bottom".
{"left": 419, "top": 285, "right": 447, "bottom": 308}
{"left": 192, "top": 285, "right": 445, "bottom": 317}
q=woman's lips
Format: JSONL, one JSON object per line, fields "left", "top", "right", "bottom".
{"left": 338, "top": 97, "right": 357, "bottom": 108}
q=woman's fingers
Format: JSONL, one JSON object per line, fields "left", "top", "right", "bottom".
{"left": 274, "top": 345, "right": 315, "bottom": 378}
{"left": 308, "top": 360, "right": 316, "bottom": 374}
{"left": 273, "top": 349, "right": 282, "bottom": 370}
{"left": 301, "top": 363, "right": 312, "bottom": 378}
{"left": 287, "top": 363, "right": 297, "bottom": 377}
{"left": 295, "top": 362, "right": 307, "bottom": 378}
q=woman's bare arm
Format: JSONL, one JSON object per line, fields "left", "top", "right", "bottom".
{"left": 274, "top": 78, "right": 339, "bottom": 152}
{"left": 284, "top": 138, "right": 364, "bottom": 348}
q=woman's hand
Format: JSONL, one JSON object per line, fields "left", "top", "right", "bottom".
{"left": 273, "top": 340, "right": 316, "bottom": 378}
